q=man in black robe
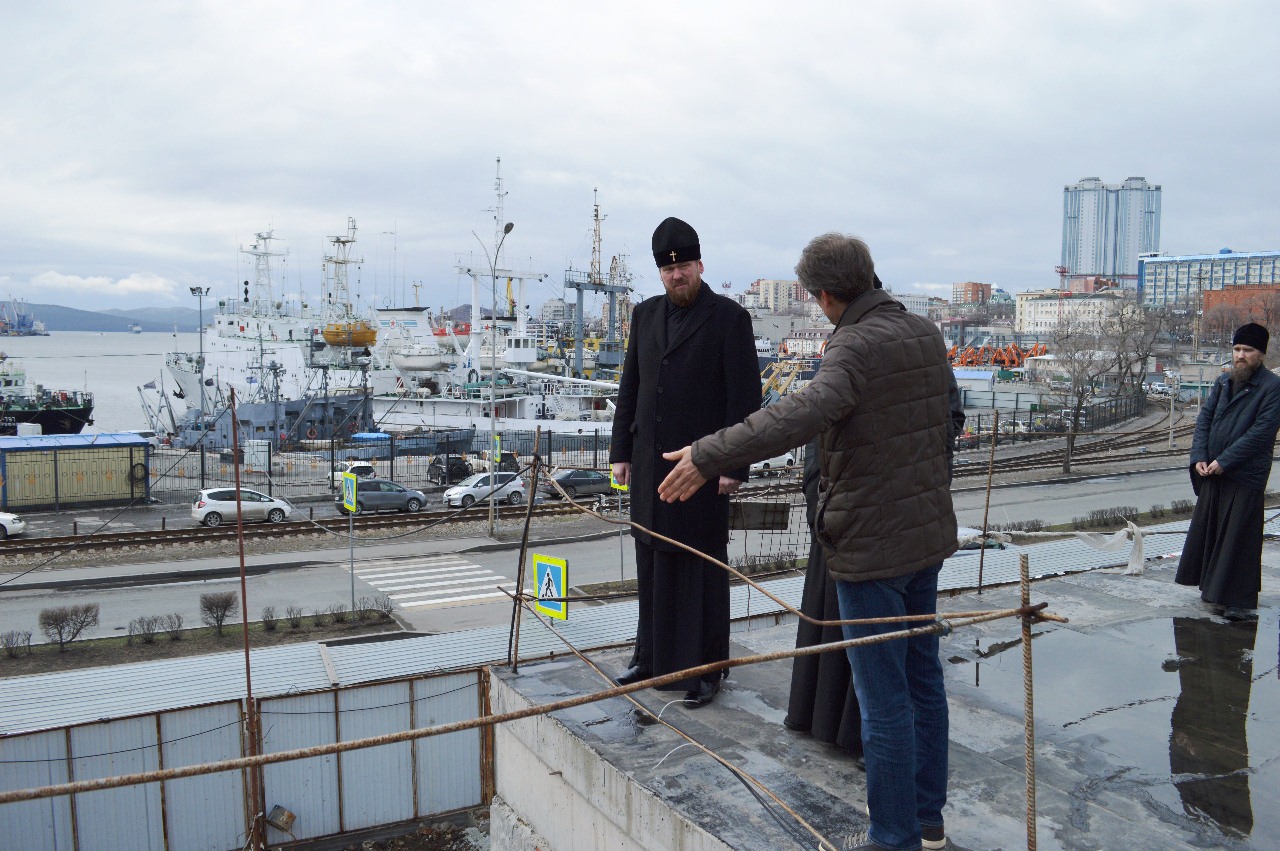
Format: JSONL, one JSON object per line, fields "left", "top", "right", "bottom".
{"left": 609, "top": 216, "right": 761, "bottom": 707}
{"left": 1177, "top": 322, "right": 1280, "bottom": 621}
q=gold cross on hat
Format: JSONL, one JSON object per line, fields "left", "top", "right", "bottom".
{"left": 669, "top": 250, "right": 678, "bottom": 261}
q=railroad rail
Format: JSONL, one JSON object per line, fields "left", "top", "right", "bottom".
{"left": 0, "top": 500, "right": 591, "bottom": 558}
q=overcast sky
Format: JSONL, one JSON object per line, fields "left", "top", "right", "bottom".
{"left": 1, "top": 2, "right": 1276, "bottom": 313}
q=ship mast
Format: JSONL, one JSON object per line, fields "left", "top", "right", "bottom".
{"left": 322, "top": 218, "right": 362, "bottom": 325}
{"left": 240, "top": 230, "right": 288, "bottom": 317}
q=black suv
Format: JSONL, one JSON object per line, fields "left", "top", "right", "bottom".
{"left": 427, "top": 456, "right": 473, "bottom": 485}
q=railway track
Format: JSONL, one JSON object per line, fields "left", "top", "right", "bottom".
{"left": 0, "top": 501, "right": 590, "bottom": 558}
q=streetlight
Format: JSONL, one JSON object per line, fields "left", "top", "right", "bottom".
{"left": 190, "top": 286, "right": 210, "bottom": 489}
{"left": 189, "top": 287, "right": 211, "bottom": 416}
{"left": 488, "top": 222, "right": 514, "bottom": 535}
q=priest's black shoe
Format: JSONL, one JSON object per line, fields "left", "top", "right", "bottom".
{"left": 614, "top": 665, "right": 651, "bottom": 686}
{"left": 683, "top": 679, "right": 719, "bottom": 708}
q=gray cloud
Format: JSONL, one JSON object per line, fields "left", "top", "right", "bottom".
{"left": 0, "top": 1, "right": 1275, "bottom": 311}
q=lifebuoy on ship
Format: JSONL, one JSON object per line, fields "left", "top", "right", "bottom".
{"left": 307, "top": 427, "right": 318, "bottom": 439}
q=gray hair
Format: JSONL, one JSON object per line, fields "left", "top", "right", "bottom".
{"left": 794, "top": 233, "right": 875, "bottom": 302}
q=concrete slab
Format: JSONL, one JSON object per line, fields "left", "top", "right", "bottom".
{"left": 491, "top": 554, "right": 1279, "bottom": 850}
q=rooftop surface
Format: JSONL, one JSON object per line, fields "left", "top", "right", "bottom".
{"left": 497, "top": 550, "right": 1279, "bottom": 850}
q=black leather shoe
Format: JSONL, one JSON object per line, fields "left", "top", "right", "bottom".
{"left": 615, "top": 665, "right": 651, "bottom": 686}
{"left": 683, "top": 679, "right": 719, "bottom": 708}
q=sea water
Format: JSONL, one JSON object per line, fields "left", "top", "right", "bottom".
{"left": 0, "top": 331, "right": 198, "bottom": 433}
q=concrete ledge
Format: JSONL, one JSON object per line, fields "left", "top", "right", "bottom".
{"left": 489, "top": 672, "right": 733, "bottom": 851}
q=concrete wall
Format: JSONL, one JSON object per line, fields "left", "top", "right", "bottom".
{"left": 489, "top": 676, "right": 731, "bottom": 851}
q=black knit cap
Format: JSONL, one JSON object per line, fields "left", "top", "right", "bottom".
{"left": 1232, "top": 322, "right": 1269, "bottom": 353}
{"left": 651, "top": 217, "right": 700, "bottom": 267}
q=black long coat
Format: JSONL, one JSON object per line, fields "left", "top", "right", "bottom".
{"left": 610, "top": 283, "right": 760, "bottom": 551}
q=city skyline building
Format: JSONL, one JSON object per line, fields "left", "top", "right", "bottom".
{"left": 1061, "top": 176, "right": 1161, "bottom": 287}
{"left": 1139, "top": 249, "right": 1280, "bottom": 308}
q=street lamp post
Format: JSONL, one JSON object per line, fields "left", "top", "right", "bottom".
{"left": 190, "top": 287, "right": 210, "bottom": 488}
{"left": 189, "top": 287, "right": 210, "bottom": 416}
{"left": 488, "top": 222, "right": 514, "bottom": 535}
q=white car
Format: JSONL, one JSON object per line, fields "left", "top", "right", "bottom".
{"left": 331, "top": 460, "right": 377, "bottom": 485}
{"left": 750, "top": 453, "right": 797, "bottom": 477}
{"left": 192, "top": 488, "right": 294, "bottom": 527}
{"left": 443, "top": 472, "right": 526, "bottom": 508}
{"left": 0, "top": 511, "right": 26, "bottom": 539}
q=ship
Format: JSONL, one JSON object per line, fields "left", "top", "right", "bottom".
{"left": 369, "top": 175, "right": 626, "bottom": 438}
{"left": 156, "top": 220, "right": 401, "bottom": 446}
{"left": 128, "top": 322, "right": 143, "bottom": 334}
{"left": 0, "top": 300, "right": 50, "bottom": 337}
{"left": 0, "top": 353, "right": 93, "bottom": 435}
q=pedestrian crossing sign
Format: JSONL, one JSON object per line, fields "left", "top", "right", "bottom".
{"left": 532, "top": 553, "right": 568, "bottom": 620}
{"left": 610, "top": 471, "right": 628, "bottom": 492}
{"left": 342, "top": 472, "right": 358, "bottom": 512}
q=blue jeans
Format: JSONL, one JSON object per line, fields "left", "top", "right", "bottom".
{"left": 837, "top": 565, "right": 948, "bottom": 851}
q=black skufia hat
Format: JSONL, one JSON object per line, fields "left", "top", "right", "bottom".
{"left": 1233, "top": 322, "right": 1269, "bottom": 353}
{"left": 651, "top": 217, "right": 700, "bottom": 267}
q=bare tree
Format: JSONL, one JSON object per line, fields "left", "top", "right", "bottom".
{"left": 38, "top": 604, "right": 100, "bottom": 651}
{"left": 1202, "top": 304, "right": 1242, "bottom": 356}
{"left": 200, "top": 592, "right": 240, "bottom": 636}
{"left": 1096, "top": 295, "right": 1164, "bottom": 393}
{"left": 127, "top": 615, "right": 161, "bottom": 645}
{"left": 2, "top": 629, "right": 32, "bottom": 658}
{"left": 1050, "top": 315, "right": 1115, "bottom": 473}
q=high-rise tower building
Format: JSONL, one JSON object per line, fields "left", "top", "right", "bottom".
{"left": 1060, "top": 177, "right": 1161, "bottom": 287}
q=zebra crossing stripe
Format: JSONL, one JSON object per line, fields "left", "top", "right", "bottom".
{"left": 398, "top": 588, "right": 516, "bottom": 608}
{"left": 377, "top": 570, "right": 491, "bottom": 591}
{"left": 356, "top": 564, "right": 480, "bottom": 580}
{"left": 388, "top": 577, "right": 514, "bottom": 600}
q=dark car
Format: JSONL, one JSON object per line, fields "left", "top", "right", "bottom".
{"left": 539, "top": 468, "right": 613, "bottom": 500}
{"left": 427, "top": 456, "right": 473, "bottom": 485}
{"left": 335, "top": 478, "right": 427, "bottom": 515}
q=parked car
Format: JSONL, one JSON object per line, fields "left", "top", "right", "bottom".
{"left": 443, "top": 472, "right": 526, "bottom": 508}
{"left": 539, "top": 468, "right": 612, "bottom": 499}
{"left": 331, "top": 460, "right": 377, "bottom": 485}
{"left": 750, "top": 452, "right": 797, "bottom": 477}
{"left": 471, "top": 450, "right": 520, "bottom": 473}
{"left": 427, "top": 456, "right": 473, "bottom": 485}
{"left": 192, "top": 488, "right": 294, "bottom": 527}
{"left": 335, "top": 478, "right": 426, "bottom": 515}
{"left": 0, "top": 511, "right": 26, "bottom": 539}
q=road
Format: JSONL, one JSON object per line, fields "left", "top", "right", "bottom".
{"left": 6, "top": 462, "right": 1277, "bottom": 644}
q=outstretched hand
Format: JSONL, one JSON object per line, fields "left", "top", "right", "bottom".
{"left": 658, "top": 446, "right": 707, "bottom": 502}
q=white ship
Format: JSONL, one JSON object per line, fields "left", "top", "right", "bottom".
{"left": 369, "top": 171, "right": 627, "bottom": 437}
{"left": 164, "top": 221, "right": 399, "bottom": 418}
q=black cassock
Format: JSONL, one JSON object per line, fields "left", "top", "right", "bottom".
{"left": 610, "top": 284, "right": 760, "bottom": 691}
{"left": 1176, "top": 476, "right": 1264, "bottom": 609}
{"left": 783, "top": 436, "right": 862, "bottom": 754}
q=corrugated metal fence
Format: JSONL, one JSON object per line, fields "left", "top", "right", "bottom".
{"left": 0, "top": 669, "right": 488, "bottom": 851}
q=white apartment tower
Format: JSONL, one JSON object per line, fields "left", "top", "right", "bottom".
{"left": 1061, "top": 177, "right": 1161, "bottom": 286}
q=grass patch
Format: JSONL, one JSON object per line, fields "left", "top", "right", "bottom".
{"left": 1, "top": 616, "right": 402, "bottom": 678}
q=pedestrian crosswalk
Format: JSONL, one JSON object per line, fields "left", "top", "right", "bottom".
{"left": 350, "top": 554, "right": 526, "bottom": 610}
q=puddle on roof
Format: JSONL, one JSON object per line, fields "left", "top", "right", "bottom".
{"left": 946, "top": 614, "right": 1279, "bottom": 844}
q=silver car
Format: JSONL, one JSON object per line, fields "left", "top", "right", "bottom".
{"left": 443, "top": 472, "right": 526, "bottom": 508}
{"left": 192, "top": 488, "right": 294, "bottom": 527}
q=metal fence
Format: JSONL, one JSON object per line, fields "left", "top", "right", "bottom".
{"left": 145, "top": 429, "right": 618, "bottom": 506}
{"left": 0, "top": 670, "right": 488, "bottom": 851}
{"left": 957, "top": 393, "right": 1148, "bottom": 450}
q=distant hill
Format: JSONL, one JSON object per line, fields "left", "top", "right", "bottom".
{"left": 27, "top": 303, "right": 201, "bottom": 333}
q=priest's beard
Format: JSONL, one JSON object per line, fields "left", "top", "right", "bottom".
{"left": 1231, "top": 361, "right": 1259, "bottom": 383}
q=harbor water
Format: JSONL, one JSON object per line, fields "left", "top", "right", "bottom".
{"left": 0, "top": 331, "right": 196, "bottom": 433}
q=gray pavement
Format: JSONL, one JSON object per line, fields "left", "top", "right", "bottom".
{"left": 498, "top": 547, "right": 1280, "bottom": 849}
